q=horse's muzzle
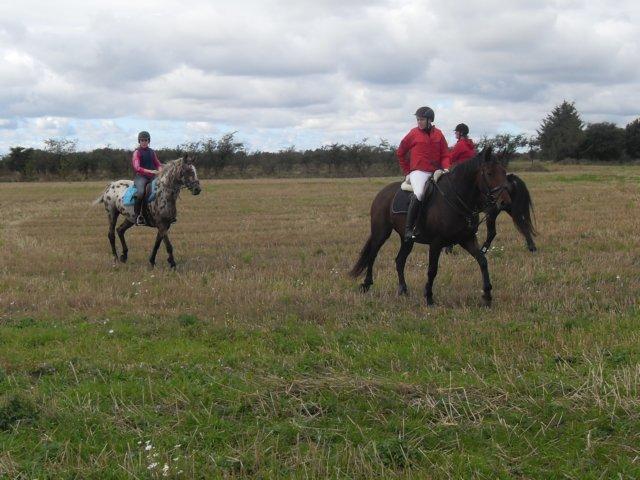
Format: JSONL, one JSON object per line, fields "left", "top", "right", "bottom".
{"left": 495, "top": 189, "right": 511, "bottom": 209}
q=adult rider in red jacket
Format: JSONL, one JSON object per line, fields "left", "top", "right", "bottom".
{"left": 450, "top": 123, "right": 476, "bottom": 167}
{"left": 396, "top": 106, "right": 451, "bottom": 241}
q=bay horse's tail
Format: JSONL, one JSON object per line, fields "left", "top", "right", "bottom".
{"left": 349, "top": 235, "right": 374, "bottom": 278}
{"left": 508, "top": 173, "right": 537, "bottom": 237}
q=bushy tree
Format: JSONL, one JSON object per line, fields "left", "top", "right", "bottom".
{"left": 44, "top": 138, "right": 78, "bottom": 176}
{"left": 580, "top": 122, "right": 626, "bottom": 161}
{"left": 5, "top": 147, "right": 34, "bottom": 174}
{"left": 537, "top": 101, "right": 584, "bottom": 161}
{"left": 625, "top": 117, "right": 640, "bottom": 159}
{"left": 476, "top": 133, "right": 530, "bottom": 165}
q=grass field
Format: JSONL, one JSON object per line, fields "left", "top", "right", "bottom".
{"left": 1, "top": 163, "right": 639, "bottom": 478}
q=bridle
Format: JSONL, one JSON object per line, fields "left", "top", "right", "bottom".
{"left": 160, "top": 161, "right": 200, "bottom": 195}
{"left": 434, "top": 163, "right": 509, "bottom": 229}
{"left": 478, "top": 165, "right": 509, "bottom": 205}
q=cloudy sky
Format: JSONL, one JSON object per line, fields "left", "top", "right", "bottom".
{"left": 0, "top": 0, "right": 638, "bottom": 153}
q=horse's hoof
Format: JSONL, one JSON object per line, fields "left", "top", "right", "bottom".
{"left": 482, "top": 296, "right": 492, "bottom": 308}
{"left": 425, "top": 297, "right": 435, "bottom": 307}
{"left": 528, "top": 246, "right": 537, "bottom": 253}
{"left": 397, "top": 285, "right": 408, "bottom": 296}
{"left": 119, "top": 255, "right": 127, "bottom": 263}
{"left": 359, "top": 283, "right": 371, "bottom": 293}
{"left": 168, "top": 260, "right": 176, "bottom": 269}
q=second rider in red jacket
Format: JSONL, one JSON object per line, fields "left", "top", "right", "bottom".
{"left": 450, "top": 123, "right": 476, "bottom": 167}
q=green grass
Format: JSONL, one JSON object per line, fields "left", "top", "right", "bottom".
{"left": 1, "top": 165, "right": 640, "bottom": 478}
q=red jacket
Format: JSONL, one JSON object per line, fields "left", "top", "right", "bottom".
{"left": 450, "top": 138, "right": 476, "bottom": 166}
{"left": 397, "top": 127, "right": 450, "bottom": 175}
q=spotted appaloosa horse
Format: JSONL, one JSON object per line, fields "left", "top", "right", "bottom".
{"left": 93, "top": 154, "right": 201, "bottom": 268}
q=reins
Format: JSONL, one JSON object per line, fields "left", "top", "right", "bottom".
{"left": 434, "top": 164, "right": 505, "bottom": 229}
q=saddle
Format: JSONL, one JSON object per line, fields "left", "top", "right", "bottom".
{"left": 122, "top": 178, "right": 158, "bottom": 206}
{"left": 391, "top": 178, "right": 436, "bottom": 215}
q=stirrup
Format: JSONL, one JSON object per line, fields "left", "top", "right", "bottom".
{"left": 136, "top": 215, "right": 146, "bottom": 226}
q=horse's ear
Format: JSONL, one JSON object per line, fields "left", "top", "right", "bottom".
{"left": 482, "top": 146, "right": 493, "bottom": 163}
{"left": 183, "top": 153, "right": 193, "bottom": 164}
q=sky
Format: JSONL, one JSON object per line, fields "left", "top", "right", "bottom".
{"left": 0, "top": 0, "right": 638, "bottom": 154}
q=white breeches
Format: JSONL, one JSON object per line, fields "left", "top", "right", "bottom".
{"left": 409, "top": 170, "right": 432, "bottom": 201}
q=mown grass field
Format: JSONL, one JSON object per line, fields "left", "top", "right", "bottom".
{"left": 1, "top": 163, "right": 639, "bottom": 479}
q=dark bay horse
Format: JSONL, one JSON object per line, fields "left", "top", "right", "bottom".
{"left": 481, "top": 173, "right": 537, "bottom": 253}
{"left": 349, "top": 148, "right": 511, "bottom": 306}
{"left": 93, "top": 155, "right": 201, "bottom": 268}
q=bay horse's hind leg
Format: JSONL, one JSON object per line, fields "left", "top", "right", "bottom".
{"left": 460, "top": 236, "right": 492, "bottom": 307}
{"left": 163, "top": 233, "right": 176, "bottom": 269}
{"left": 360, "top": 222, "right": 392, "bottom": 292}
{"left": 395, "top": 237, "right": 414, "bottom": 296}
{"left": 117, "top": 219, "right": 134, "bottom": 263}
{"left": 424, "top": 244, "right": 443, "bottom": 306}
{"left": 107, "top": 209, "right": 120, "bottom": 262}
{"left": 350, "top": 219, "right": 393, "bottom": 293}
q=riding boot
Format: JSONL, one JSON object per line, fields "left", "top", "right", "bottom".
{"left": 134, "top": 198, "right": 145, "bottom": 226}
{"left": 404, "top": 194, "right": 422, "bottom": 242}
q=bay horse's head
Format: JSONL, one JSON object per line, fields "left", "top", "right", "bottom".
{"left": 179, "top": 154, "right": 201, "bottom": 195}
{"left": 476, "top": 147, "right": 511, "bottom": 209}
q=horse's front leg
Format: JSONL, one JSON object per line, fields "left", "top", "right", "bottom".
{"left": 424, "top": 244, "right": 443, "bottom": 306}
{"left": 481, "top": 208, "right": 498, "bottom": 254}
{"left": 149, "top": 226, "right": 167, "bottom": 267}
{"left": 163, "top": 232, "right": 176, "bottom": 269}
{"left": 460, "top": 236, "right": 492, "bottom": 307}
{"left": 116, "top": 219, "right": 134, "bottom": 263}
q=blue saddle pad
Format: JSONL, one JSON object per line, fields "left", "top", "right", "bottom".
{"left": 123, "top": 178, "right": 158, "bottom": 206}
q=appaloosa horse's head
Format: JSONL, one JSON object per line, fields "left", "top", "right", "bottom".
{"left": 177, "top": 154, "right": 201, "bottom": 195}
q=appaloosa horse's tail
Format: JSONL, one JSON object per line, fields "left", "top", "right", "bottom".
{"left": 91, "top": 184, "right": 111, "bottom": 206}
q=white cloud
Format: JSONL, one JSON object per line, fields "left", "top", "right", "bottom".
{"left": 0, "top": 0, "right": 639, "bottom": 153}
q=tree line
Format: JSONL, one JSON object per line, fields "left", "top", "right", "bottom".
{"left": 1, "top": 101, "right": 639, "bottom": 181}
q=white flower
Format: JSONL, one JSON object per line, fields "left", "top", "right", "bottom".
{"left": 148, "top": 462, "right": 158, "bottom": 469}
{"left": 145, "top": 444, "right": 153, "bottom": 451}
{"left": 108, "top": 330, "right": 114, "bottom": 334}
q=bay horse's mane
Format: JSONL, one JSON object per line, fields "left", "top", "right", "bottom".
{"left": 450, "top": 148, "right": 491, "bottom": 179}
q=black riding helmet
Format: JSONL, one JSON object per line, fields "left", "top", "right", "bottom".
{"left": 455, "top": 123, "right": 469, "bottom": 136}
{"left": 138, "top": 131, "right": 151, "bottom": 142}
{"left": 414, "top": 106, "right": 435, "bottom": 122}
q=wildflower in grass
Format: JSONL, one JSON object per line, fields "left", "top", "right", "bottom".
{"left": 148, "top": 462, "right": 158, "bottom": 470}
